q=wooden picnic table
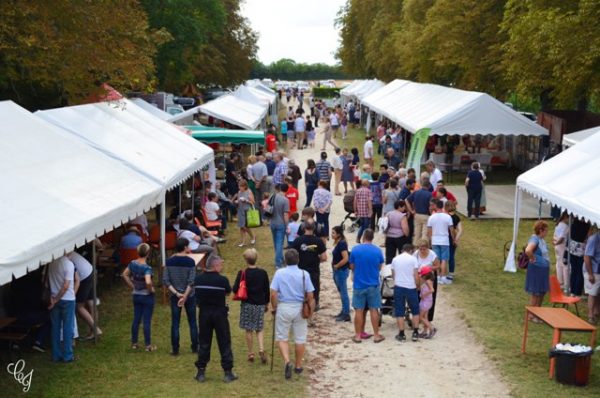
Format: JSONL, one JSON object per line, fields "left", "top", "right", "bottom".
{"left": 187, "top": 252, "right": 206, "bottom": 269}
{"left": 521, "top": 306, "right": 596, "bottom": 378}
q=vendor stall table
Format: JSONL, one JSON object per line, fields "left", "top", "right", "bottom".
{"left": 521, "top": 306, "right": 596, "bottom": 378}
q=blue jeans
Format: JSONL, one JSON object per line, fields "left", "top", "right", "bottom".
{"left": 170, "top": 295, "right": 198, "bottom": 352}
{"left": 305, "top": 185, "right": 316, "bottom": 208}
{"left": 333, "top": 268, "right": 350, "bottom": 315}
{"left": 357, "top": 217, "right": 371, "bottom": 242}
{"left": 449, "top": 244, "right": 457, "bottom": 273}
{"left": 316, "top": 211, "right": 330, "bottom": 237}
{"left": 132, "top": 294, "right": 155, "bottom": 346}
{"left": 50, "top": 300, "right": 75, "bottom": 362}
{"left": 271, "top": 223, "right": 286, "bottom": 268}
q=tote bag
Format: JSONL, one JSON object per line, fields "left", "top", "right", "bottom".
{"left": 233, "top": 271, "right": 248, "bottom": 301}
{"left": 246, "top": 206, "right": 261, "bottom": 228}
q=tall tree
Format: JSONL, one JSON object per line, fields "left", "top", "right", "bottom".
{"left": 0, "top": 0, "right": 163, "bottom": 109}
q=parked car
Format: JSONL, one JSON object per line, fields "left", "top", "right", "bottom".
{"left": 202, "top": 87, "right": 231, "bottom": 102}
{"left": 297, "top": 81, "right": 310, "bottom": 92}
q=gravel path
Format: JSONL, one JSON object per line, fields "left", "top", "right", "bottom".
{"left": 282, "top": 98, "right": 510, "bottom": 398}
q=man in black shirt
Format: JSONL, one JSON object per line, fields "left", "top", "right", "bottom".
{"left": 290, "top": 221, "right": 327, "bottom": 308}
{"left": 194, "top": 255, "right": 238, "bottom": 383}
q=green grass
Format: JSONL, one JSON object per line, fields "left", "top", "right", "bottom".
{"left": 0, "top": 227, "right": 305, "bottom": 397}
{"left": 452, "top": 218, "right": 599, "bottom": 397}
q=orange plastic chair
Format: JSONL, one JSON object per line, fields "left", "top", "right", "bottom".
{"left": 549, "top": 275, "right": 580, "bottom": 315}
{"left": 119, "top": 248, "right": 139, "bottom": 267}
{"left": 201, "top": 209, "right": 222, "bottom": 230}
{"left": 148, "top": 224, "right": 161, "bottom": 245}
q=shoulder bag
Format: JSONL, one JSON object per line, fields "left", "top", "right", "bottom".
{"left": 246, "top": 206, "right": 261, "bottom": 228}
{"left": 263, "top": 194, "right": 276, "bottom": 218}
{"left": 233, "top": 270, "right": 248, "bottom": 301}
{"left": 301, "top": 272, "right": 314, "bottom": 319}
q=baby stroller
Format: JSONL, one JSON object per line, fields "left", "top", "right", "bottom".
{"left": 379, "top": 265, "right": 412, "bottom": 327}
{"left": 340, "top": 190, "right": 360, "bottom": 233}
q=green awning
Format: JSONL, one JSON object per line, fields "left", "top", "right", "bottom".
{"left": 186, "top": 125, "right": 265, "bottom": 144}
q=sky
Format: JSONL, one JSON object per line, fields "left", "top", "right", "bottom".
{"left": 240, "top": 0, "right": 346, "bottom": 65}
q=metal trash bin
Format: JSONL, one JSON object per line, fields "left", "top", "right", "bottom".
{"left": 549, "top": 344, "right": 593, "bottom": 386}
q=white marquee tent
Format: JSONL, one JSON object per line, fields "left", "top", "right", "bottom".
{"left": 361, "top": 80, "right": 547, "bottom": 136}
{"left": 0, "top": 101, "right": 163, "bottom": 285}
{"left": 130, "top": 97, "right": 172, "bottom": 121}
{"left": 341, "top": 79, "right": 385, "bottom": 105}
{"left": 562, "top": 125, "right": 600, "bottom": 148}
{"left": 199, "top": 94, "right": 268, "bottom": 130}
{"left": 504, "top": 131, "right": 600, "bottom": 272}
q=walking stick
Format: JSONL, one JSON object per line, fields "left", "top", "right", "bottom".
{"left": 270, "top": 311, "right": 276, "bottom": 372}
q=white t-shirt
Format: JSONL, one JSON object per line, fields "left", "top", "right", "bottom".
{"left": 330, "top": 113, "right": 339, "bottom": 126}
{"left": 331, "top": 155, "right": 343, "bottom": 170}
{"left": 554, "top": 221, "right": 569, "bottom": 242}
{"left": 294, "top": 117, "right": 306, "bottom": 132}
{"left": 48, "top": 256, "right": 76, "bottom": 301}
{"left": 67, "top": 252, "right": 93, "bottom": 280}
{"left": 391, "top": 253, "right": 418, "bottom": 289}
{"left": 414, "top": 250, "right": 437, "bottom": 271}
{"left": 427, "top": 212, "right": 453, "bottom": 246}
{"left": 364, "top": 140, "right": 373, "bottom": 159}
{"left": 178, "top": 229, "right": 199, "bottom": 251}
{"left": 430, "top": 168, "right": 443, "bottom": 187}
{"left": 205, "top": 201, "right": 220, "bottom": 221}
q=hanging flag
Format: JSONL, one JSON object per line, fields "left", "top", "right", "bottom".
{"left": 406, "top": 128, "right": 431, "bottom": 175}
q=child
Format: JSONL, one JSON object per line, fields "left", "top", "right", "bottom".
{"left": 205, "top": 192, "right": 221, "bottom": 222}
{"left": 418, "top": 266, "right": 436, "bottom": 339}
{"left": 286, "top": 213, "right": 301, "bottom": 247}
{"left": 261, "top": 192, "right": 271, "bottom": 213}
{"left": 280, "top": 119, "right": 288, "bottom": 145}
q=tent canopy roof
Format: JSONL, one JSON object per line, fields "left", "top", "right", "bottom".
{"left": 517, "top": 132, "right": 600, "bottom": 226}
{"left": 37, "top": 99, "right": 214, "bottom": 191}
{"left": 341, "top": 79, "right": 385, "bottom": 100}
{"left": 130, "top": 98, "right": 172, "bottom": 121}
{"left": 562, "top": 125, "right": 600, "bottom": 147}
{"left": 197, "top": 94, "right": 267, "bottom": 130}
{"left": 362, "top": 80, "right": 547, "bottom": 136}
{"left": 186, "top": 125, "right": 265, "bottom": 144}
{"left": 0, "top": 101, "right": 162, "bottom": 285}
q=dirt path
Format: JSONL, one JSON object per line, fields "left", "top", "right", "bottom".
{"left": 282, "top": 98, "right": 510, "bottom": 398}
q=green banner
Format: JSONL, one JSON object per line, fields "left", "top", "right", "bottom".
{"left": 406, "top": 128, "right": 431, "bottom": 175}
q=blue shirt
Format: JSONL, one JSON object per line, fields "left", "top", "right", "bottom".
{"left": 270, "top": 265, "right": 315, "bottom": 303}
{"left": 399, "top": 186, "right": 411, "bottom": 200}
{"left": 467, "top": 170, "right": 483, "bottom": 190}
{"left": 407, "top": 189, "right": 432, "bottom": 215}
{"left": 585, "top": 232, "right": 600, "bottom": 274}
{"left": 265, "top": 159, "right": 276, "bottom": 176}
{"left": 349, "top": 243, "right": 384, "bottom": 289}
{"left": 121, "top": 232, "right": 142, "bottom": 249}
{"left": 127, "top": 261, "right": 153, "bottom": 295}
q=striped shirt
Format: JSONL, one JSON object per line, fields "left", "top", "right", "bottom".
{"left": 273, "top": 161, "right": 288, "bottom": 185}
{"left": 316, "top": 160, "right": 332, "bottom": 182}
{"left": 163, "top": 255, "right": 196, "bottom": 296}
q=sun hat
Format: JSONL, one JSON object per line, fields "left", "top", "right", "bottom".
{"left": 419, "top": 266, "right": 432, "bottom": 277}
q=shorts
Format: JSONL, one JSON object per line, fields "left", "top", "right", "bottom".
{"left": 331, "top": 125, "right": 339, "bottom": 130}
{"left": 76, "top": 274, "right": 94, "bottom": 303}
{"left": 275, "top": 302, "right": 307, "bottom": 344}
{"left": 281, "top": 134, "right": 287, "bottom": 142}
{"left": 393, "top": 286, "right": 419, "bottom": 317}
{"left": 288, "top": 130, "right": 295, "bottom": 141}
{"left": 432, "top": 245, "right": 450, "bottom": 261}
{"left": 352, "top": 286, "right": 381, "bottom": 310}
{"left": 583, "top": 270, "right": 600, "bottom": 296}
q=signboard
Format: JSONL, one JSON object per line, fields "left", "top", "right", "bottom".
{"left": 406, "top": 128, "right": 431, "bottom": 175}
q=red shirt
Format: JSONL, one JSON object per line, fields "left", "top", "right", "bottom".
{"left": 433, "top": 189, "right": 457, "bottom": 203}
{"left": 285, "top": 185, "right": 299, "bottom": 214}
{"left": 266, "top": 134, "right": 277, "bottom": 153}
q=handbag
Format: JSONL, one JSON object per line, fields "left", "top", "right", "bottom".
{"left": 246, "top": 206, "right": 260, "bottom": 228}
{"left": 517, "top": 247, "right": 529, "bottom": 269}
{"left": 233, "top": 270, "right": 248, "bottom": 301}
{"left": 263, "top": 194, "right": 275, "bottom": 218}
{"left": 301, "top": 272, "right": 314, "bottom": 319}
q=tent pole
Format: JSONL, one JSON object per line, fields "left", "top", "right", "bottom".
{"left": 191, "top": 175, "right": 195, "bottom": 216}
{"left": 92, "top": 239, "right": 98, "bottom": 344}
{"left": 160, "top": 199, "right": 166, "bottom": 270}
{"left": 566, "top": 214, "right": 572, "bottom": 295}
{"left": 178, "top": 185, "right": 182, "bottom": 215}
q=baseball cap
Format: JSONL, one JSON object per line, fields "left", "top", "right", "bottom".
{"left": 419, "top": 266, "right": 432, "bottom": 277}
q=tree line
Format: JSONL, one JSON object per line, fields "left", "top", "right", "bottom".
{"left": 0, "top": 0, "right": 257, "bottom": 110}
{"left": 251, "top": 59, "right": 350, "bottom": 81}
{"left": 335, "top": 0, "right": 600, "bottom": 111}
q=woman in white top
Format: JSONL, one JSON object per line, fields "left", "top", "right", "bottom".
{"left": 414, "top": 238, "right": 440, "bottom": 322}
{"left": 553, "top": 212, "right": 570, "bottom": 291}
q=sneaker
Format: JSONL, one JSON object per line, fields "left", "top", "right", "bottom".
{"left": 437, "top": 277, "right": 447, "bottom": 285}
{"left": 418, "top": 332, "right": 429, "bottom": 339}
{"left": 443, "top": 277, "right": 453, "bottom": 285}
{"left": 395, "top": 333, "right": 406, "bottom": 342}
{"left": 32, "top": 343, "right": 45, "bottom": 353}
{"left": 294, "top": 367, "right": 304, "bottom": 375}
{"left": 446, "top": 273, "right": 454, "bottom": 280}
{"left": 412, "top": 330, "right": 419, "bottom": 342}
{"left": 284, "top": 362, "right": 293, "bottom": 380}
{"left": 223, "top": 370, "right": 239, "bottom": 383}
{"left": 195, "top": 369, "right": 206, "bottom": 383}
{"left": 335, "top": 314, "right": 351, "bottom": 322}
